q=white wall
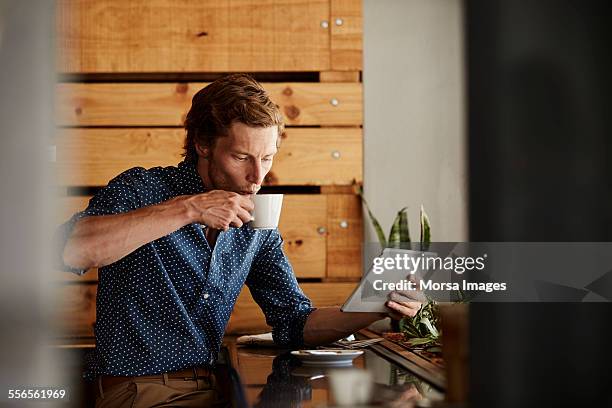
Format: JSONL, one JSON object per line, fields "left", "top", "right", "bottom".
{"left": 363, "top": 0, "right": 467, "bottom": 243}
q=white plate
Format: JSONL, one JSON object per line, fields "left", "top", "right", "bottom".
{"left": 290, "top": 349, "right": 364, "bottom": 367}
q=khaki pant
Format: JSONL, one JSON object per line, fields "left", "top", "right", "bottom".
{"left": 95, "top": 375, "right": 231, "bottom": 408}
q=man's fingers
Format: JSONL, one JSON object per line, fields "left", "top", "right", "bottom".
{"left": 386, "top": 300, "right": 421, "bottom": 317}
{"left": 224, "top": 210, "right": 253, "bottom": 229}
{"left": 401, "top": 301, "right": 422, "bottom": 310}
{"left": 236, "top": 207, "right": 254, "bottom": 224}
{"left": 238, "top": 195, "right": 255, "bottom": 212}
{"left": 229, "top": 216, "right": 244, "bottom": 228}
{"left": 389, "top": 290, "right": 427, "bottom": 304}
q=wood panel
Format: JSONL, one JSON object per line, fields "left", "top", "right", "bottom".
{"left": 56, "top": 0, "right": 331, "bottom": 73}
{"left": 56, "top": 195, "right": 328, "bottom": 280}
{"left": 326, "top": 194, "right": 363, "bottom": 279}
{"left": 53, "top": 283, "right": 97, "bottom": 338}
{"left": 56, "top": 82, "right": 363, "bottom": 126}
{"left": 55, "top": 282, "right": 358, "bottom": 338}
{"left": 55, "top": 128, "right": 362, "bottom": 186}
{"left": 277, "top": 195, "right": 327, "bottom": 278}
{"left": 330, "top": 0, "right": 363, "bottom": 70}
{"left": 226, "top": 282, "right": 358, "bottom": 334}
{"left": 55, "top": 128, "right": 184, "bottom": 186}
{"left": 267, "top": 128, "right": 362, "bottom": 186}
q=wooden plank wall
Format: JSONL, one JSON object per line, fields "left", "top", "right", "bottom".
{"left": 56, "top": 83, "right": 363, "bottom": 126}
{"left": 55, "top": 127, "right": 363, "bottom": 186}
{"left": 55, "top": 0, "right": 364, "bottom": 342}
{"left": 56, "top": 0, "right": 333, "bottom": 73}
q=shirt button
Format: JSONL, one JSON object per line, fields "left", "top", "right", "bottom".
{"left": 203, "top": 293, "right": 210, "bottom": 299}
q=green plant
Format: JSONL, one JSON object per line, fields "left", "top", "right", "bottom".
{"left": 358, "top": 187, "right": 431, "bottom": 250}
{"left": 358, "top": 188, "right": 439, "bottom": 348}
{"left": 398, "top": 297, "right": 441, "bottom": 348}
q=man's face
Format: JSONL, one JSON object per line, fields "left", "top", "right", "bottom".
{"left": 197, "top": 122, "right": 278, "bottom": 194}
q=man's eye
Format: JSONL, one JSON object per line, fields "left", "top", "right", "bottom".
{"left": 235, "top": 156, "right": 248, "bottom": 161}
{"left": 262, "top": 157, "right": 273, "bottom": 162}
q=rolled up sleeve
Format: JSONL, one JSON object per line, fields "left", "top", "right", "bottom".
{"left": 54, "top": 168, "right": 145, "bottom": 275}
{"left": 246, "top": 229, "right": 316, "bottom": 348}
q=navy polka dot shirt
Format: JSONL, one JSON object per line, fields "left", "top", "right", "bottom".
{"left": 56, "top": 160, "right": 316, "bottom": 381}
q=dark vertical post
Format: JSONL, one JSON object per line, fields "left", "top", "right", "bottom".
{"left": 467, "top": 0, "right": 612, "bottom": 406}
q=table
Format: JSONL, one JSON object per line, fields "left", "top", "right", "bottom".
{"left": 224, "top": 330, "right": 445, "bottom": 407}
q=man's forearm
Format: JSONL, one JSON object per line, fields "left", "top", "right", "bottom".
{"left": 62, "top": 195, "right": 193, "bottom": 270}
{"left": 302, "top": 307, "right": 386, "bottom": 346}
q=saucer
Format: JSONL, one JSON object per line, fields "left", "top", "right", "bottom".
{"left": 291, "top": 349, "right": 364, "bottom": 367}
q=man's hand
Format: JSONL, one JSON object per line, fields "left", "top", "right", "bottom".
{"left": 183, "top": 190, "right": 255, "bottom": 230}
{"left": 385, "top": 290, "right": 425, "bottom": 320}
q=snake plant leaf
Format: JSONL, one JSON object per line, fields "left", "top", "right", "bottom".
{"left": 388, "top": 207, "right": 409, "bottom": 248}
{"left": 358, "top": 187, "right": 387, "bottom": 248}
{"left": 400, "top": 324, "right": 421, "bottom": 339}
{"left": 388, "top": 213, "right": 401, "bottom": 248}
{"left": 399, "top": 208, "right": 411, "bottom": 244}
{"left": 420, "top": 205, "right": 431, "bottom": 251}
{"left": 406, "top": 337, "right": 435, "bottom": 347}
{"left": 419, "top": 317, "right": 439, "bottom": 338}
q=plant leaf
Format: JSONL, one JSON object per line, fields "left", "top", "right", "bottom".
{"left": 419, "top": 317, "right": 439, "bottom": 339}
{"left": 406, "top": 337, "right": 435, "bottom": 347}
{"left": 399, "top": 208, "right": 411, "bottom": 244}
{"left": 358, "top": 187, "right": 387, "bottom": 248}
{"left": 400, "top": 300, "right": 441, "bottom": 343}
{"left": 420, "top": 205, "right": 431, "bottom": 251}
{"left": 388, "top": 207, "right": 408, "bottom": 248}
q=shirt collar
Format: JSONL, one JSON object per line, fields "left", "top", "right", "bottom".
{"left": 177, "top": 160, "right": 207, "bottom": 195}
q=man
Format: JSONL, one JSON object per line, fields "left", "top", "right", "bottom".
{"left": 57, "top": 74, "right": 420, "bottom": 407}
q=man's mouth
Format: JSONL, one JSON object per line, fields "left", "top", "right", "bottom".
{"left": 238, "top": 186, "right": 261, "bottom": 195}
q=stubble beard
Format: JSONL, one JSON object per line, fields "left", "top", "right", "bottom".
{"left": 206, "top": 157, "right": 233, "bottom": 192}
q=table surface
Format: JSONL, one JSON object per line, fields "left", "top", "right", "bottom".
{"left": 223, "top": 331, "right": 445, "bottom": 408}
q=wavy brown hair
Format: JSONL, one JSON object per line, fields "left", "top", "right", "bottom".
{"left": 183, "top": 74, "right": 284, "bottom": 163}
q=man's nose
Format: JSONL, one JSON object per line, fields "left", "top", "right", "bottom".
{"left": 247, "top": 160, "right": 265, "bottom": 185}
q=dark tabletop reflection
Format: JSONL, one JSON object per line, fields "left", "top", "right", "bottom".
{"left": 247, "top": 349, "right": 443, "bottom": 408}
{"left": 252, "top": 352, "right": 310, "bottom": 408}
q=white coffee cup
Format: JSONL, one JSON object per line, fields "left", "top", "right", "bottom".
{"left": 250, "top": 194, "right": 283, "bottom": 229}
{"left": 328, "top": 368, "right": 373, "bottom": 406}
